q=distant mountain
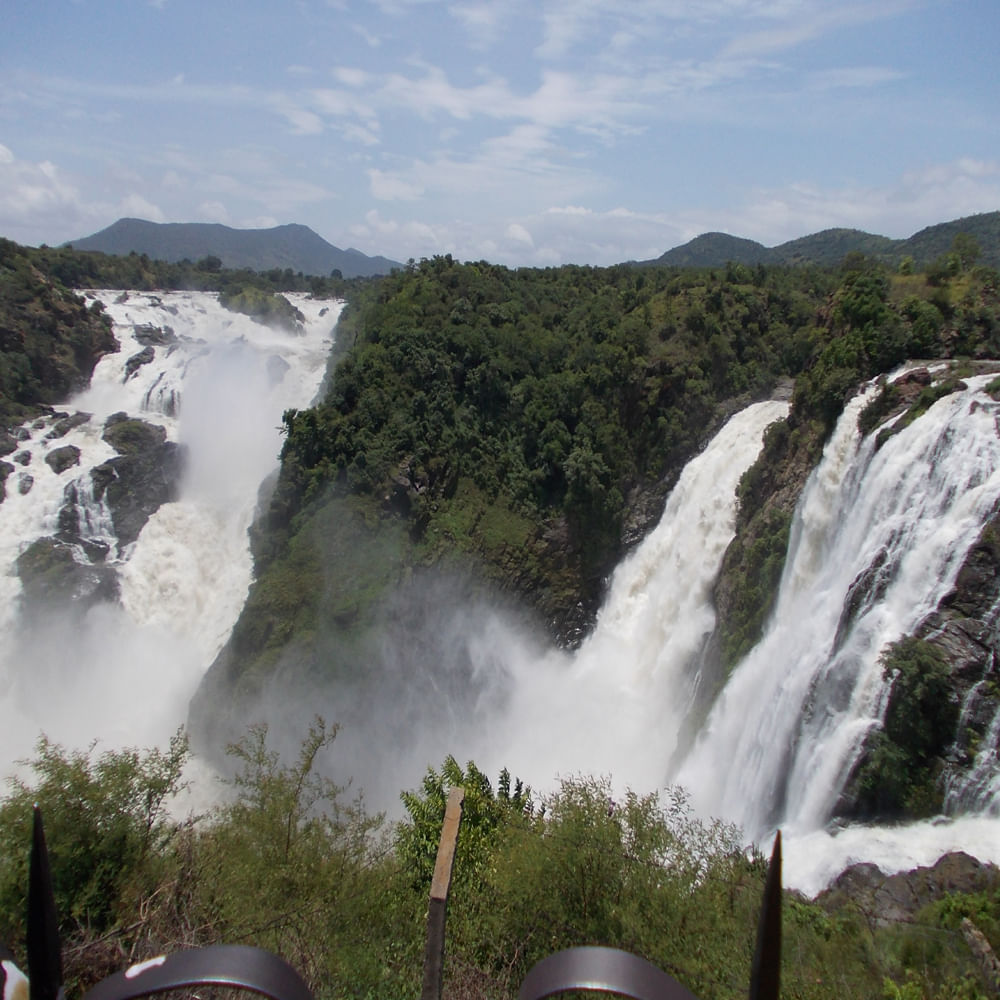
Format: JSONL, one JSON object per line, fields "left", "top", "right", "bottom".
{"left": 66, "top": 219, "right": 401, "bottom": 278}
{"left": 643, "top": 212, "right": 1000, "bottom": 270}
{"left": 652, "top": 232, "right": 771, "bottom": 268}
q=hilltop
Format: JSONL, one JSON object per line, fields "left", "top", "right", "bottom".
{"left": 66, "top": 218, "right": 401, "bottom": 278}
{"left": 643, "top": 211, "right": 1000, "bottom": 269}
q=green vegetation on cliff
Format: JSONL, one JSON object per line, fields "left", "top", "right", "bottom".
{"left": 0, "top": 238, "right": 117, "bottom": 432}
{"left": 208, "top": 248, "right": 1000, "bottom": 714}
{"left": 849, "top": 637, "right": 959, "bottom": 818}
{"left": 218, "top": 284, "right": 306, "bottom": 330}
{"left": 214, "top": 256, "right": 839, "bottom": 701}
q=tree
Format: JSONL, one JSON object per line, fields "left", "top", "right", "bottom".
{"left": 952, "top": 233, "right": 982, "bottom": 271}
{"left": 0, "top": 732, "right": 189, "bottom": 942}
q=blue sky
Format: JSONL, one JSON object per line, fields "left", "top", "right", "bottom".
{"left": 1, "top": 0, "right": 997, "bottom": 266}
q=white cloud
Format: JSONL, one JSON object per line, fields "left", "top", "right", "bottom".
{"left": 720, "top": 1, "right": 917, "bottom": 59}
{"left": 352, "top": 22, "right": 382, "bottom": 47}
{"left": 807, "top": 66, "right": 906, "bottom": 90}
{"left": 241, "top": 215, "right": 280, "bottom": 229}
{"left": 505, "top": 222, "right": 534, "bottom": 246}
{"left": 368, "top": 169, "right": 424, "bottom": 201}
{"left": 119, "top": 193, "right": 166, "bottom": 222}
{"left": 334, "top": 67, "right": 370, "bottom": 88}
{"left": 273, "top": 102, "right": 325, "bottom": 135}
{"left": 198, "top": 200, "right": 230, "bottom": 224}
{"left": 703, "top": 158, "right": 1000, "bottom": 246}
{"left": 375, "top": 63, "right": 645, "bottom": 138}
{"left": 0, "top": 148, "right": 92, "bottom": 243}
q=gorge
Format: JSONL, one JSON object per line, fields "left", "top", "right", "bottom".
{"left": 3, "top": 288, "right": 1000, "bottom": 898}
{"left": 3, "top": 249, "right": 1000, "bottom": 906}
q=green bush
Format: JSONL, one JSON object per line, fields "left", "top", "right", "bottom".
{"left": 852, "top": 637, "right": 957, "bottom": 817}
{"left": 0, "top": 732, "right": 188, "bottom": 943}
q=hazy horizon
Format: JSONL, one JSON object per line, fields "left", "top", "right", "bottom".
{"left": 2, "top": 1, "right": 998, "bottom": 267}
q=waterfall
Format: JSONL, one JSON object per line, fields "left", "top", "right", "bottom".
{"left": 465, "top": 400, "right": 790, "bottom": 801}
{"left": 669, "top": 373, "right": 1000, "bottom": 888}
{"left": 0, "top": 291, "right": 339, "bottom": 766}
{"left": 7, "top": 288, "right": 1000, "bottom": 895}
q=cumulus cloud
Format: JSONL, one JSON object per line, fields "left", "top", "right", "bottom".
{"left": 120, "top": 194, "right": 166, "bottom": 222}
{"left": 334, "top": 67, "right": 371, "bottom": 88}
{"left": 198, "top": 200, "right": 230, "bottom": 223}
{"left": 696, "top": 159, "right": 1000, "bottom": 246}
{"left": 0, "top": 146, "right": 93, "bottom": 244}
{"left": 505, "top": 222, "right": 534, "bottom": 246}
{"left": 368, "top": 168, "right": 424, "bottom": 201}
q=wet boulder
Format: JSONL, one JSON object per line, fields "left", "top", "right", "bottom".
{"left": 93, "top": 413, "right": 186, "bottom": 551}
{"left": 15, "top": 536, "right": 119, "bottom": 614}
{"left": 45, "top": 444, "right": 81, "bottom": 474}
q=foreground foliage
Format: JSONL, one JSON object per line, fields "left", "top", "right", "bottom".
{"left": 0, "top": 728, "right": 997, "bottom": 1000}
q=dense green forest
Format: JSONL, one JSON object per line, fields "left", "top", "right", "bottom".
{"left": 2, "top": 729, "right": 998, "bottom": 1000}
{"left": 208, "top": 242, "right": 1000, "bottom": 708}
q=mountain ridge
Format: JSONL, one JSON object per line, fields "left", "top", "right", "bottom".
{"left": 642, "top": 211, "right": 1000, "bottom": 269}
{"left": 66, "top": 218, "right": 401, "bottom": 278}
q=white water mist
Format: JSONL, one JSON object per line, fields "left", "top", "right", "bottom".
{"left": 0, "top": 291, "right": 339, "bottom": 768}
{"left": 459, "top": 401, "right": 790, "bottom": 797}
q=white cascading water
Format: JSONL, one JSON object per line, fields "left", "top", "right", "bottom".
{"left": 0, "top": 290, "right": 339, "bottom": 766}
{"left": 671, "top": 373, "right": 1000, "bottom": 893}
{"left": 466, "top": 400, "right": 790, "bottom": 800}
{"left": 6, "top": 286, "right": 1000, "bottom": 896}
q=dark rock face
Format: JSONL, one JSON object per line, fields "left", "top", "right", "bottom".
{"left": 45, "top": 444, "right": 81, "bottom": 474}
{"left": 816, "top": 851, "right": 999, "bottom": 924}
{"left": 0, "top": 460, "right": 13, "bottom": 501}
{"left": 15, "top": 536, "right": 119, "bottom": 614}
{"left": 18, "top": 412, "right": 187, "bottom": 615}
{"left": 133, "top": 323, "right": 177, "bottom": 347}
{"left": 92, "top": 412, "right": 186, "bottom": 551}
{"left": 46, "top": 411, "right": 91, "bottom": 439}
{"left": 124, "top": 346, "right": 155, "bottom": 380}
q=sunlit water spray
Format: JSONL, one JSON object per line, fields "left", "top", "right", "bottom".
{"left": 458, "top": 401, "right": 790, "bottom": 798}
{"left": 0, "top": 291, "right": 339, "bottom": 771}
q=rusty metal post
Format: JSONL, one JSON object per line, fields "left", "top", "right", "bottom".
{"left": 421, "top": 787, "right": 465, "bottom": 1000}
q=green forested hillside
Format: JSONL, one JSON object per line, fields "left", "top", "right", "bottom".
{"left": 0, "top": 239, "right": 117, "bottom": 434}
{"left": 205, "top": 257, "right": 835, "bottom": 705}
{"left": 649, "top": 211, "right": 1000, "bottom": 270}
{"left": 204, "top": 250, "right": 1000, "bottom": 719}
